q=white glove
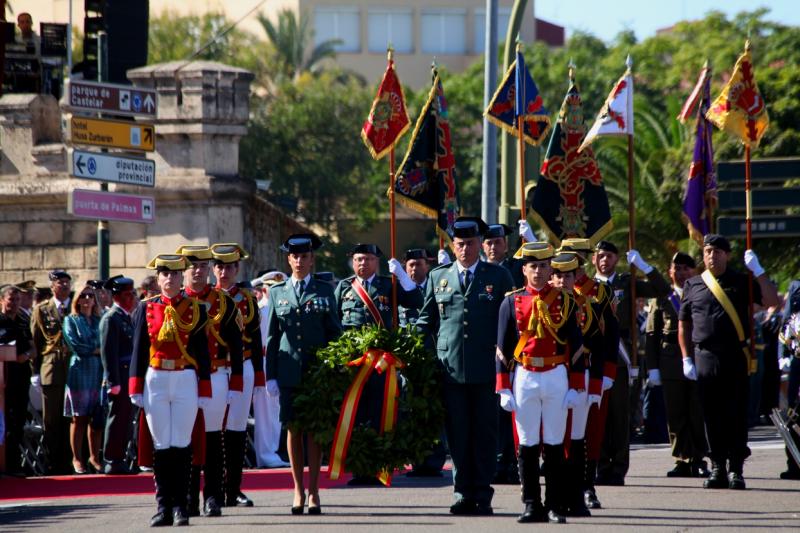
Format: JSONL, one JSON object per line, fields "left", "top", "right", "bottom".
{"left": 780, "top": 357, "right": 792, "bottom": 372}
{"left": 588, "top": 394, "right": 602, "bottom": 406}
{"left": 518, "top": 219, "right": 535, "bottom": 242}
{"left": 30, "top": 374, "right": 42, "bottom": 392}
{"left": 562, "top": 388, "right": 579, "bottom": 409}
{"left": 626, "top": 249, "right": 653, "bottom": 274}
{"left": 498, "top": 389, "right": 516, "bottom": 412}
{"left": 682, "top": 358, "right": 697, "bottom": 381}
{"left": 130, "top": 394, "right": 144, "bottom": 408}
{"left": 253, "top": 385, "right": 266, "bottom": 397}
{"left": 647, "top": 368, "right": 662, "bottom": 387}
{"left": 227, "top": 390, "right": 242, "bottom": 404}
{"left": 388, "top": 258, "right": 417, "bottom": 291}
{"left": 108, "top": 384, "right": 121, "bottom": 396}
{"left": 437, "top": 249, "right": 451, "bottom": 265}
{"left": 602, "top": 376, "right": 614, "bottom": 391}
{"left": 744, "top": 249, "right": 765, "bottom": 277}
{"left": 266, "top": 379, "right": 280, "bottom": 397}
{"left": 198, "top": 397, "right": 211, "bottom": 409}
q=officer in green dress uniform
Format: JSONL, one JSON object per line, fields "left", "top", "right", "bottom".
{"left": 266, "top": 233, "right": 341, "bottom": 514}
{"left": 416, "top": 217, "right": 514, "bottom": 516}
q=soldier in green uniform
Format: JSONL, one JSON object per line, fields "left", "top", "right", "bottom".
{"left": 416, "top": 217, "right": 514, "bottom": 516}
{"left": 266, "top": 234, "right": 341, "bottom": 514}
{"left": 398, "top": 249, "right": 433, "bottom": 328}
{"left": 483, "top": 223, "right": 524, "bottom": 290}
{"left": 645, "top": 252, "right": 709, "bottom": 478}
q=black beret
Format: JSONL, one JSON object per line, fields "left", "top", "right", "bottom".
{"left": 280, "top": 233, "right": 323, "bottom": 253}
{"left": 449, "top": 216, "right": 490, "bottom": 239}
{"left": 671, "top": 252, "right": 697, "bottom": 269}
{"left": 48, "top": 269, "right": 72, "bottom": 281}
{"left": 404, "top": 248, "right": 433, "bottom": 261}
{"left": 702, "top": 233, "right": 731, "bottom": 252}
{"left": 103, "top": 275, "right": 135, "bottom": 293}
{"left": 349, "top": 243, "right": 383, "bottom": 257}
{"left": 483, "top": 224, "right": 512, "bottom": 240}
{"left": 595, "top": 240, "right": 619, "bottom": 255}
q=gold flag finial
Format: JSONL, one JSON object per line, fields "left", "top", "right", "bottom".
{"left": 387, "top": 45, "right": 394, "bottom": 62}
{"left": 568, "top": 58, "right": 576, "bottom": 82}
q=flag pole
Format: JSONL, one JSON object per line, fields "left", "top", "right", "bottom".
{"left": 744, "top": 39, "right": 755, "bottom": 371}
{"left": 388, "top": 47, "right": 399, "bottom": 330}
{"left": 625, "top": 54, "right": 638, "bottom": 369}
{"left": 433, "top": 57, "right": 446, "bottom": 252}
{"left": 516, "top": 42, "right": 527, "bottom": 226}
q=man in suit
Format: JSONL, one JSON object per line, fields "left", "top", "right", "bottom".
{"left": 99, "top": 275, "right": 138, "bottom": 474}
{"left": 645, "top": 252, "right": 708, "bottom": 478}
{"left": 591, "top": 241, "right": 670, "bottom": 485}
{"left": 416, "top": 217, "right": 514, "bottom": 516}
{"left": 30, "top": 269, "right": 73, "bottom": 474}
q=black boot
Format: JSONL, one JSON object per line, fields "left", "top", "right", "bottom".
{"left": 203, "top": 431, "right": 224, "bottom": 516}
{"left": 566, "top": 439, "right": 591, "bottom": 517}
{"left": 517, "top": 445, "right": 547, "bottom": 523}
{"left": 171, "top": 446, "right": 192, "bottom": 526}
{"left": 703, "top": 460, "right": 728, "bottom": 489}
{"left": 188, "top": 465, "right": 201, "bottom": 517}
{"left": 728, "top": 459, "right": 746, "bottom": 490}
{"left": 583, "top": 459, "right": 601, "bottom": 509}
{"left": 542, "top": 444, "right": 567, "bottom": 523}
{"left": 150, "top": 449, "right": 174, "bottom": 527}
{"left": 224, "top": 431, "right": 253, "bottom": 507}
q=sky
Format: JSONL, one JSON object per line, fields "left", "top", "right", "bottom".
{"left": 535, "top": 0, "right": 798, "bottom": 43}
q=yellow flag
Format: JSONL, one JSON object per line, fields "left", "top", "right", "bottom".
{"left": 705, "top": 43, "right": 769, "bottom": 146}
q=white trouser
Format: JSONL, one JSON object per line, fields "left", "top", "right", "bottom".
{"left": 144, "top": 368, "right": 198, "bottom": 449}
{"left": 569, "top": 370, "right": 591, "bottom": 440}
{"left": 253, "top": 378, "right": 282, "bottom": 466}
{"left": 203, "top": 368, "right": 230, "bottom": 432}
{"left": 225, "top": 358, "right": 254, "bottom": 431}
{"left": 513, "top": 364, "right": 568, "bottom": 446}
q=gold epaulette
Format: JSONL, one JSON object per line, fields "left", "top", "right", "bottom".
{"left": 505, "top": 287, "right": 526, "bottom": 297}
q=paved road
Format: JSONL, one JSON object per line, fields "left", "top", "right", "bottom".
{"left": 1, "top": 426, "right": 798, "bottom": 532}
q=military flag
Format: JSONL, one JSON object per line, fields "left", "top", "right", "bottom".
{"left": 394, "top": 72, "right": 460, "bottom": 238}
{"left": 706, "top": 42, "right": 769, "bottom": 147}
{"left": 680, "top": 64, "right": 717, "bottom": 244}
{"left": 531, "top": 78, "right": 612, "bottom": 246}
{"left": 485, "top": 48, "right": 551, "bottom": 146}
{"left": 578, "top": 64, "right": 634, "bottom": 153}
{"left": 361, "top": 57, "right": 410, "bottom": 160}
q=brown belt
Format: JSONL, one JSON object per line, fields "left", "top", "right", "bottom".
{"left": 516, "top": 354, "right": 567, "bottom": 371}
{"left": 150, "top": 357, "right": 191, "bottom": 371}
{"left": 243, "top": 349, "right": 251, "bottom": 361}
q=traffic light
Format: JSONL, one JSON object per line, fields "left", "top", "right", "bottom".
{"left": 82, "top": 0, "right": 149, "bottom": 83}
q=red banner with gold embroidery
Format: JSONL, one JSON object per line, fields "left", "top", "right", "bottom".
{"left": 361, "top": 59, "right": 410, "bottom": 160}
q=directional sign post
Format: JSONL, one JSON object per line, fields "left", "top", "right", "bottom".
{"left": 69, "top": 149, "right": 156, "bottom": 187}
{"left": 66, "top": 79, "right": 157, "bottom": 118}
{"left": 68, "top": 189, "right": 155, "bottom": 224}
{"left": 65, "top": 115, "right": 155, "bottom": 151}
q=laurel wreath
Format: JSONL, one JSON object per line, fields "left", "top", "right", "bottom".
{"left": 292, "top": 325, "right": 445, "bottom": 478}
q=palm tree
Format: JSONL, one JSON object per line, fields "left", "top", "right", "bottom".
{"left": 257, "top": 9, "right": 341, "bottom": 81}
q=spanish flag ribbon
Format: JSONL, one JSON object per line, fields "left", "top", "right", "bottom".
{"left": 327, "top": 349, "right": 405, "bottom": 486}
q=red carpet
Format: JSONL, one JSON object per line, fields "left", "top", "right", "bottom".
{"left": 0, "top": 468, "right": 351, "bottom": 503}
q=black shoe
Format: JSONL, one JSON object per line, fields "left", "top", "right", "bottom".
{"left": 473, "top": 503, "right": 493, "bottom": 516}
{"left": 667, "top": 461, "right": 693, "bottom": 478}
{"left": 347, "top": 476, "right": 383, "bottom": 487}
{"left": 203, "top": 497, "right": 222, "bottom": 517}
{"left": 728, "top": 472, "right": 746, "bottom": 490}
{"left": 149, "top": 511, "right": 173, "bottom": 527}
{"left": 172, "top": 507, "right": 189, "bottom": 526}
{"left": 308, "top": 505, "right": 322, "bottom": 515}
{"left": 517, "top": 503, "right": 545, "bottom": 523}
{"left": 703, "top": 465, "right": 728, "bottom": 489}
{"left": 692, "top": 460, "right": 710, "bottom": 478}
{"left": 780, "top": 469, "right": 800, "bottom": 480}
{"left": 226, "top": 492, "right": 254, "bottom": 507}
{"left": 584, "top": 488, "right": 601, "bottom": 509}
{"left": 547, "top": 509, "right": 567, "bottom": 523}
{"left": 449, "top": 499, "right": 477, "bottom": 515}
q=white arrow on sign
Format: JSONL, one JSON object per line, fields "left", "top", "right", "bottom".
{"left": 144, "top": 94, "right": 155, "bottom": 113}
{"left": 69, "top": 148, "right": 156, "bottom": 188}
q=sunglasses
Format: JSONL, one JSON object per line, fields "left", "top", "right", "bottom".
{"left": 79, "top": 293, "right": 94, "bottom": 300}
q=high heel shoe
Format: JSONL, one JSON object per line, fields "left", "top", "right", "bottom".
{"left": 72, "top": 462, "right": 88, "bottom": 475}
{"left": 308, "top": 493, "right": 322, "bottom": 515}
{"left": 291, "top": 493, "right": 305, "bottom": 515}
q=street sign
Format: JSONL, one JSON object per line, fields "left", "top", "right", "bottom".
{"left": 69, "top": 149, "right": 156, "bottom": 188}
{"left": 66, "top": 79, "right": 157, "bottom": 118}
{"left": 717, "top": 157, "right": 800, "bottom": 184}
{"left": 718, "top": 187, "right": 800, "bottom": 211}
{"left": 68, "top": 189, "right": 155, "bottom": 224}
{"left": 66, "top": 115, "right": 155, "bottom": 152}
{"left": 718, "top": 215, "right": 800, "bottom": 238}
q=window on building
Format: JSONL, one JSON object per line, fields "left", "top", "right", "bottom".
{"left": 473, "top": 7, "right": 512, "bottom": 54}
{"left": 314, "top": 6, "right": 360, "bottom": 53}
{"left": 420, "top": 9, "right": 466, "bottom": 55}
{"left": 368, "top": 8, "right": 413, "bottom": 54}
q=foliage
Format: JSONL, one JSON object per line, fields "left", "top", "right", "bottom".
{"left": 292, "top": 325, "right": 445, "bottom": 477}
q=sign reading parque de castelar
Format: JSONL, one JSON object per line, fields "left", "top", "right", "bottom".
{"left": 66, "top": 79, "right": 157, "bottom": 118}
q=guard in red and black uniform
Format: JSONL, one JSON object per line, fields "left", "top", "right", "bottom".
{"left": 129, "top": 254, "right": 212, "bottom": 527}
{"left": 211, "top": 243, "right": 265, "bottom": 508}
{"left": 496, "top": 243, "right": 584, "bottom": 524}
{"left": 177, "top": 245, "right": 244, "bottom": 517}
